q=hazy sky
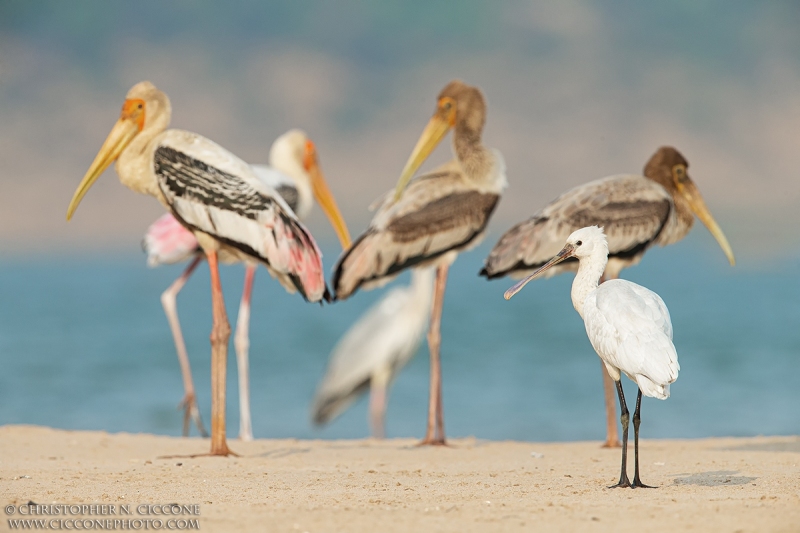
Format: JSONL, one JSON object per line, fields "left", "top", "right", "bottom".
{"left": 1, "top": 1, "right": 798, "bottom": 261}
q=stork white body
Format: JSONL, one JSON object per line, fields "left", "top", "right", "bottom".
{"left": 312, "top": 267, "right": 435, "bottom": 437}
{"left": 505, "top": 226, "right": 679, "bottom": 488}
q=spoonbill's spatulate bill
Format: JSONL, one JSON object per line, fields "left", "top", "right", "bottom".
{"left": 332, "top": 80, "right": 507, "bottom": 445}
{"left": 66, "top": 81, "right": 343, "bottom": 456}
{"left": 505, "top": 226, "right": 679, "bottom": 488}
{"left": 483, "top": 146, "right": 728, "bottom": 448}
{"left": 142, "top": 130, "right": 351, "bottom": 441}
{"left": 312, "top": 267, "right": 434, "bottom": 438}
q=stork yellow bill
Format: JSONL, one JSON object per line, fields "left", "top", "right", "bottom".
{"left": 672, "top": 165, "right": 735, "bottom": 266}
{"left": 67, "top": 99, "right": 145, "bottom": 221}
{"left": 393, "top": 96, "right": 457, "bottom": 201}
{"left": 304, "top": 139, "right": 351, "bottom": 248}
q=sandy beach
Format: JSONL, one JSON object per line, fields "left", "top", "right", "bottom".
{"left": 1, "top": 426, "right": 798, "bottom": 532}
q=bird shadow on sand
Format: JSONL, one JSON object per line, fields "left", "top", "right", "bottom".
{"left": 672, "top": 470, "right": 756, "bottom": 487}
{"left": 715, "top": 438, "right": 800, "bottom": 453}
{"left": 254, "top": 447, "right": 311, "bottom": 459}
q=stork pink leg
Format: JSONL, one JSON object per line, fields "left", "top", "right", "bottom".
{"left": 234, "top": 264, "right": 257, "bottom": 442}
{"left": 419, "top": 264, "right": 449, "bottom": 446}
{"left": 160, "top": 256, "right": 207, "bottom": 438}
{"left": 601, "top": 361, "right": 621, "bottom": 447}
{"left": 436, "top": 364, "right": 445, "bottom": 441}
{"left": 368, "top": 383, "right": 386, "bottom": 440}
{"left": 207, "top": 251, "right": 233, "bottom": 456}
{"left": 369, "top": 370, "right": 389, "bottom": 439}
{"left": 599, "top": 273, "right": 621, "bottom": 448}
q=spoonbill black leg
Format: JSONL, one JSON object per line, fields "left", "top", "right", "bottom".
{"left": 609, "top": 379, "right": 632, "bottom": 488}
{"left": 632, "top": 388, "right": 655, "bottom": 488}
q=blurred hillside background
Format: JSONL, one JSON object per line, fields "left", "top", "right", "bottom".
{"left": 1, "top": 0, "right": 798, "bottom": 259}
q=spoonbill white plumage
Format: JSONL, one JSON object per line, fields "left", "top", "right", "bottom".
{"left": 143, "top": 130, "right": 352, "bottom": 441}
{"left": 66, "top": 81, "right": 345, "bottom": 456}
{"left": 332, "top": 80, "right": 506, "bottom": 445}
{"left": 504, "top": 226, "right": 679, "bottom": 488}
{"left": 482, "top": 146, "right": 729, "bottom": 447}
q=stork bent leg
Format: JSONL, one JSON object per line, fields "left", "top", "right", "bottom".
{"left": 419, "top": 264, "right": 449, "bottom": 446}
{"left": 234, "top": 265, "right": 256, "bottom": 442}
{"left": 160, "top": 256, "right": 207, "bottom": 437}
{"left": 599, "top": 273, "right": 621, "bottom": 448}
{"left": 631, "top": 388, "right": 655, "bottom": 488}
{"left": 207, "top": 251, "right": 233, "bottom": 456}
{"left": 609, "top": 379, "right": 631, "bottom": 488}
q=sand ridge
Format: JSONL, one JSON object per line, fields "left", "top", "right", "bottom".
{"left": 1, "top": 426, "right": 798, "bottom": 532}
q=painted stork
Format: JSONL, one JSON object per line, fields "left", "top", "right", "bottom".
{"left": 67, "top": 81, "right": 343, "bottom": 456}
{"left": 505, "top": 226, "right": 679, "bottom": 488}
{"left": 481, "top": 146, "right": 732, "bottom": 447}
{"left": 142, "top": 129, "right": 351, "bottom": 441}
{"left": 312, "top": 267, "right": 434, "bottom": 438}
{"left": 332, "top": 80, "right": 506, "bottom": 445}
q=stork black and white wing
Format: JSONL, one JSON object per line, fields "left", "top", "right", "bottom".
{"left": 333, "top": 171, "right": 499, "bottom": 299}
{"left": 154, "top": 132, "right": 328, "bottom": 302}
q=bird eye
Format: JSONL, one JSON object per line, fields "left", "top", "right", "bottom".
{"left": 576, "top": 240, "right": 582, "bottom": 246}
{"left": 442, "top": 101, "right": 452, "bottom": 111}
{"left": 137, "top": 103, "right": 143, "bottom": 109}
{"left": 673, "top": 165, "right": 690, "bottom": 183}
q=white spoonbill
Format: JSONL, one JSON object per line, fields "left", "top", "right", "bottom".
{"left": 67, "top": 81, "right": 343, "bottom": 456}
{"left": 505, "top": 226, "right": 679, "bottom": 488}
{"left": 483, "top": 146, "right": 729, "bottom": 447}
{"left": 143, "top": 130, "right": 352, "bottom": 440}
{"left": 312, "top": 268, "right": 434, "bottom": 438}
{"left": 333, "top": 80, "right": 506, "bottom": 445}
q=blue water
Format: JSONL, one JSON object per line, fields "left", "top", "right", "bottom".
{"left": 1, "top": 237, "right": 798, "bottom": 442}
